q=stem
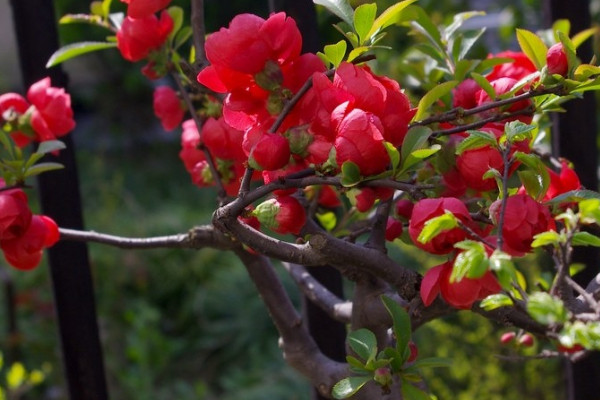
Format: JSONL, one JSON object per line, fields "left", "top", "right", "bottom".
{"left": 431, "top": 107, "right": 535, "bottom": 138}
{"left": 495, "top": 145, "right": 513, "bottom": 252}
{"left": 190, "top": 0, "right": 206, "bottom": 65}
{"left": 412, "top": 85, "right": 565, "bottom": 128}
{"left": 171, "top": 70, "right": 227, "bottom": 201}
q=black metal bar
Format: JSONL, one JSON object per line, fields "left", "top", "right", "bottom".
{"left": 544, "top": 1, "right": 600, "bottom": 399}
{"left": 8, "top": 1, "right": 109, "bottom": 399}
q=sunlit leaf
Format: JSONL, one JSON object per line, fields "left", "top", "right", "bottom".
{"left": 366, "top": 0, "right": 418, "bottom": 38}
{"left": 46, "top": 41, "right": 117, "bottom": 67}
{"left": 332, "top": 376, "right": 371, "bottom": 399}
{"left": 516, "top": 28, "right": 547, "bottom": 70}
{"left": 413, "top": 81, "right": 458, "bottom": 121}
{"left": 314, "top": 0, "right": 354, "bottom": 26}
{"left": 480, "top": 293, "right": 514, "bottom": 311}
{"left": 354, "top": 3, "right": 377, "bottom": 45}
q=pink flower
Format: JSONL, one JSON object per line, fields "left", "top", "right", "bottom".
{"left": 27, "top": 77, "right": 75, "bottom": 142}
{"left": 116, "top": 11, "right": 173, "bottom": 62}
{"left": 421, "top": 261, "right": 501, "bottom": 309}
{"left": 153, "top": 86, "right": 184, "bottom": 131}
{"left": 490, "top": 194, "right": 555, "bottom": 254}
{"left": 334, "top": 108, "right": 390, "bottom": 177}
{"left": 1, "top": 215, "right": 59, "bottom": 271}
{"left": 408, "top": 197, "right": 472, "bottom": 255}
{"left": 121, "top": 0, "right": 171, "bottom": 18}
{"left": 547, "top": 43, "right": 568, "bottom": 76}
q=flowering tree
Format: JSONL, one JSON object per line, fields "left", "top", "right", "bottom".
{"left": 2, "top": 0, "right": 600, "bottom": 398}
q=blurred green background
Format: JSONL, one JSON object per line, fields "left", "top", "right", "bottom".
{"left": 1, "top": 0, "right": 599, "bottom": 398}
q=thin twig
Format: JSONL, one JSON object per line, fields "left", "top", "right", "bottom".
{"left": 565, "top": 275, "right": 600, "bottom": 314}
{"left": 191, "top": 0, "right": 206, "bottom": 66}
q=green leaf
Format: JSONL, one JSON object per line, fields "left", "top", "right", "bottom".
{"left": 527, "top": 292, "right": 569, "bottom": 325}
{"left": 480, "top": 293, "right": 514, "bottom": 311}
{"left": 512, "top": 151, "right": 550, "bottom": 201}
{"left": 366, "top": 0, "right": 418, "bottom": 39}
{"left": 570, "top": 263, "right": 586, "bottom": 277}
{"left": 547, "top": 189, "right": 600, "bottom": 205}
{"left": 470, "top": 72, "right": 496, "bottom": 100}
{"left": 401, "top": 379, "right": 431, "bottom": 400}
{"left": 36, "top": 140, "right": 66, "bottom": 155}
{"left": 417, "top": 212, "right": 458, "bottom": 244}
{"left": 346, "top": 355, "right": 367, "bottom": 371}
{"left": 347, "top": 46, "right": 371, "bottom": 62}
{"left": 384, "top": 141, "right": 400, "bottom": 176}
{"left": 407, "top": 6, "right": 444, "bottom": 53}
{"left": 23, "top": 162, "right": 65, "bottom": 178}
{"left": 455, "top": 130, "right": 497, "bottom": 155}
{"left": 46, "top": 41, "right": 117, "bottom": 67}
{"left": 517, "top": 170, "right": 544, "bottom": 201}
{"left": 413, "top": 81, "right": 458, "bottom": 121}
{"left": 572, "top": 76, "right": 600, "bottom": 93}
{"left": 381, "top": 295, "right": 411, "bottom": 357}
{"left": 454, "top": 28, "right": 486, "bottom": 62}
{"left": 348, "top": 328, "right": 378, "bottom": 362}
{"left": 573, "top": 64, "right": 600, "bottom": 81}
{"left": 489, "top": 250, "right": 518, "bottom": 291}
{"left": 531, "top": 231, "right": 562, "bottom": 248}
{"left": 572, "top": 232, "right": 600, "bottom": 247}
{"left": 579, "top": 198, "right": 600, "bottom": 224}
{"left": 557, "top": 31, "right": 579, "bottom": 75}
{"left": 167, "top": 6, "right": 184, "bottom": 41}
{"left": 332, "top": 376, "right": 371, "bottom": 399}
{"left": 552, "top": 19, "right": 570, "bottom": 41}
{"left": 571, "top": 27, "right": 599, "bottom": 49}
{"left": 504, "top": 120, "right": 535, "bottom": 143}
{"left": 313, "top": 0, "right": 354, "bottom": 27}
{"left": 444, "top": 11, "right": 485, "bottom": 41}
{"left": 407, "top": 356, "right": 452, "bottom": 370}
{"left": 354, "top": 3, "right": 377, "bottom": 45}
{"left": 316, "top": 211, "right": 337, "bottom": 231}
{"left": 340, "top": 161, "right": 361, "bottom": 187}
{"left": 401, "top": 126, "right": 432, "bottom": 163}
{"left": 451, "top": 241, "right": 488, "bottom": 281}
{"left": 516, "top": 28, "right": 547, "bottom": 70}
{"left": 324, "top": 40, "right": 347, "bottom": 67}
{"left": 173, "top": 26, "right": 193, "bottom": 50}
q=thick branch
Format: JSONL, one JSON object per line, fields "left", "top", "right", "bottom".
{"left": 234, "top": 249, "right": 347, "bottom": 398}
{"left": 283, "top": 262, "right": 352, "bottom": 324}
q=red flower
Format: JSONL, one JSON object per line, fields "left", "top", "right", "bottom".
{"left": 1, "top": 215, "right": 59, "bottom": 271}
{"left": 547, "top": 43, "right": 568, "bottom": 76}
{"left": 490, "top": 194, "right": 555, "bottom": 254}
{"left": 456, "top": 145, "right": 503, "bottom": 191}
{"left": 408, "top": 197, "right": 472, "bottom": 255}
{"left": 453, "top": 79, "right": 480, "bottom": 109}
{"left": 116, "top": 11, "right": 173, "bottom": 62}
{"left": 476, "top": 77, "right": 533, "bottom": 125}
{"left": 385, "top": 218, "right": 404, "bottom": 241}
{"left": 201, "top": 117, "right": 245, "bottom": 162}
{"left": 395, "top": 199, "right": 414, "bottom": 220}
{"left": 121, "top": 0, "right": 171, "bottom": 18}
{"left": 0, "top": 93, "right": 32, "bottom": 146}
{"left": 198, "top": 13, "right": 302, "bottom": 92}
{"left": 153, "top": 86, "right": 184, "bottom": 131}
{"left": 544, "top": 161, "right": 581, "bottom": 200}
{"left": 27, "top": 77, "right": 75, "bottom": 142}
{"left": 254, "top": 195, "right": 306, "bottom": 235}
{"left": 334, "top": 108, "right": 390, "bottom": 177}
{"left": 486, "top": 51, "right": 537, "bottom": 81}
{"left": 0, "top": 188, "right": 32, "bottom": 241}
{"left": 420, "top": 261, "right": 501, "bottom": 309}
{"left": 247, "top": 132, "right": 290, "bottom": 171}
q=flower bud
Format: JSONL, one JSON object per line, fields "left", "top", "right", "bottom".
{"left": 500, "top": 332, "right": 516, "bottom": 345}
{"left": 546, "top": 43, "right": 568, "bottom": 76}
{"left": 248, "top": 133, "right": 290, "bottom": 171}
{"left": 385, "top": 218, "right": 403, "bottom": 242}
{"left": 407, "top": 341, "right": 418, "bottom": 362}
{"left": 373, "top": 367, "right": 393, "bottom": 388}
{"left": 518, "top": 333, "right": 534, "bottom": 347}
{"left": 395, "top": 199, "right": 414, "bottom": 220}
{"left": 253, "top": 195, "right": 306, "bottom": 235}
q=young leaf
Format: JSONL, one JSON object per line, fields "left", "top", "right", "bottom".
{"left": 546, "top": 189, "right": 600, "bottom": 205}
{"left": 23, "top": 162, "right": 65, "bottom": 178}
{"left": 504, "top": 121, "right": 535, "bottom": 143}
{"left": 413, "top": 81, "right": 458, "bottom": 121}
{"left": 332, "top": 376, "right": 371, "bottom": 399}
{"left": 470, "top": 72, "right": 496, "bottom": 100}
{"left": 401, "top": 379, "right": 431, "bottom": 400}
{"left": 46, "top": 41, "right": 117, "bottom": 67}
{"left": 571, "top": 232, "right": 600, "bottom": 247}
{"left": 36, "top": 140, "right": 66, "bottom": 155}
{"left": 366, "top": 0, "right": 418, "bottom": 39}
{"left": 348, "top": 328, "right": 378, "bottom": 362}
{"left": 552, "top": 19, "right": 570, "bottom": 42}
{"left": 512, "top": 151, "right": 550, "bottom": 201}
{"left": 571, "top": 27, "right": 599, "bottom": 49}
{"left": 479, "top": 293, "right": 514, "bottom": 311}
{"left": 557, "top": 31, "right": 578, "bottom": 75}
{"left": 444, "top": 11, "right": 485, "bottom": 41}
{"left": 527, "top": 292, "right": 569, "bottom": 325}
{"left": 313, "top": 0, "right": 354, "bottom": 27}
{"left": 455, "top": 132, "right": 497, "bottom": 155}
{"left": 324, "top": 40, "right": 348, "bottom": 67}
{"left": 381, "top": 295, "right": 411, "bottom": 356}
{"left": 417, "top": 212, "right": 458, "bottom": 245}
{"left": 401, "top": 126, "right": 432, "bottom": 162}
{"left": 531, "top": 231, "right": 561, "bottom": 248}
{"left": 451, "top": 241, "right": 488, "bottom": 281}
{"left": 340, "top": 161, "right": 361, "bottom": 187}
{"left": 167, "top": 6, "right": 184, "bottom": 41}
{"left": 516, "top": 28, "right": 548, "bottom": 70}
{"left": 384, "top": 141, "right": 400, "bottom": 176}
{"left": 354, "top": 3, "right": 377, "bottom": 45}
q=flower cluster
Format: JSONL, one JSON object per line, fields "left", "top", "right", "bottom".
{"left": 0, "top": 77, "right": 75, "bottom": 146}
{"left": 0, "top": 182, "right": 59, "bottom": 270}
